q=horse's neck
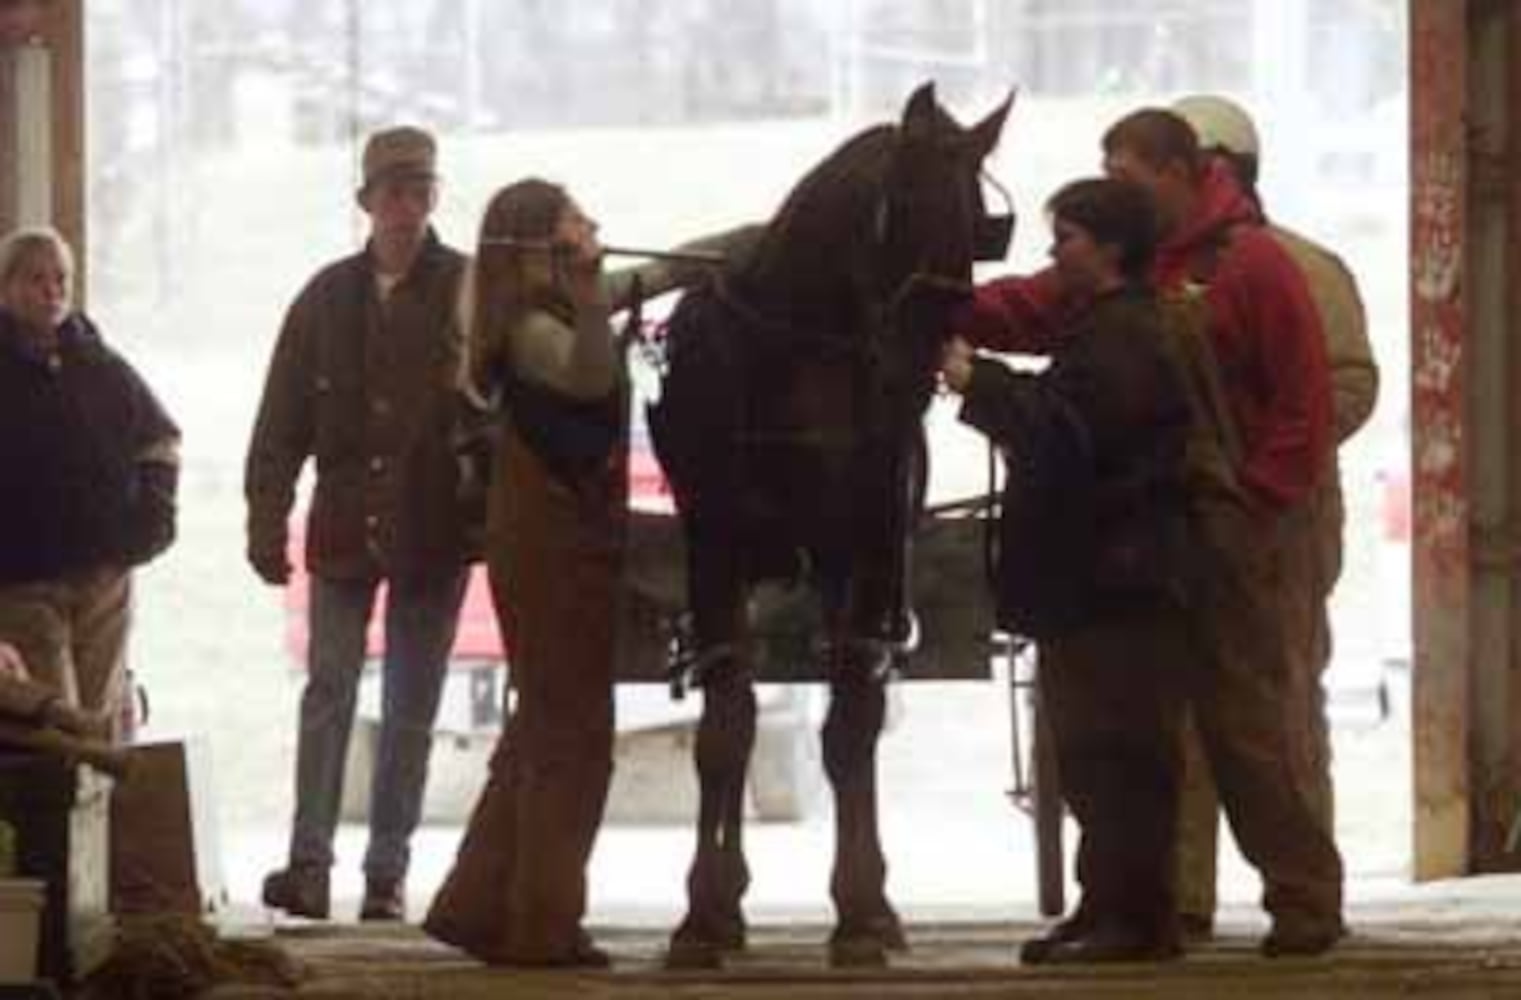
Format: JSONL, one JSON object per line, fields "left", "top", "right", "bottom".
{"left": 747, "top": 246, "right": 870, "bottom": 336}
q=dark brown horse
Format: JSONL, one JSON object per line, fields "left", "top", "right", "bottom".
{"left": 647, "top": 83, "right": 1012, "bottom": 968}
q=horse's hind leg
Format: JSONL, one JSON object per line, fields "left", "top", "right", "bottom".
{"left": 668, "top": 657, "right": 757, "bottom": 968}
{"left": 822, "top": 650, "right": 904, "bottom": 967}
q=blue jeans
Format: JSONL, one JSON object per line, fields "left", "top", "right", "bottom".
{"left": 287, "top": 570, "right": 467, "bottom": 883}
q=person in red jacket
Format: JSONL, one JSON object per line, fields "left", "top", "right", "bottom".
{"left": 956, "top": 108, "right": 1344, "bottom": 958}
{"left": 1168, "top": 91, "right": 1377, "bottom": 944}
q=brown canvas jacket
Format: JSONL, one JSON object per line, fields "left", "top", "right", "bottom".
{"left": 245, "top": 230, "right": 472, "bottom": 580}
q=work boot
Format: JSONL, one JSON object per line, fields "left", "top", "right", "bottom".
{"left": 1018, "top": 906, "right": 1095, "bottom": 964}
{"left": 261, "top": 866, "right": 330, "bottom": 920}
{"left": 1179, "top": 912, "right": 1215, "bottom": 944}
{"left": 1040, "top": 922, "right": 1183, "bottom": 965}
{"left": 360, "top": 876, "right": 406, "bottom": 922}
{"left": 1261, "top": 916, "right": 1345, "bottom": 958}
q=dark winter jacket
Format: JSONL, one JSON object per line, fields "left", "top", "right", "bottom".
{"left": 0, "top": 310, "right": 180, "bottom": 585}
{"left": 957, "top": 285, "right": 1193, "bottom": 638}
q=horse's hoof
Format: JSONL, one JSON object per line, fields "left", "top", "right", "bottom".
{"left": 828, "top": 934, "right": 888, "bottom": 969}
{"left": 828, "top": 910, "right": 907, "bottom": 967}
{"left": 665, "top": 935, "right": 725, "bottom": 970}
{"left": 666, "top": 912, "right": 743, "bottom": 970}
{"left": 716, "top": 915, "right": 747, "bottom": 951}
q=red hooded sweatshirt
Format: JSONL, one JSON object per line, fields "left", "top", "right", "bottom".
{"left": 952, "top": 160, "right": 1332, "bottom": 509}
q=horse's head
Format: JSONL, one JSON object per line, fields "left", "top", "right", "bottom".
{"left": 884, "top": 83, "right": 1014, "bottom": 294}
{"left": 874, "top": 83, "right": 1014, "bottom": 406}
{"left": 739, "top": 84, "right": 1012, "bottom": 415}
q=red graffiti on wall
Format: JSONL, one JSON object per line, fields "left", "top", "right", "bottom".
{"left": 1410, "top": 9, "right": 1467, "bottom": 587}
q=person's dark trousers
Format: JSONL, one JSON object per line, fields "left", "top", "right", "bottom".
{"left": 1041, "top": 602, "right": 1188, "bottom": 940}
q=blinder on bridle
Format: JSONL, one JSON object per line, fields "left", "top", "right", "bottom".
{"left": 973, "top": 170, "right": 1016, "bottom": 263}
{"left": 867, "top": 166, "right": 1013, "bottom": 314}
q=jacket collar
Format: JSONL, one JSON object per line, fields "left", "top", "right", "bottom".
{"left": 0, "top": 309, "right": 100, "bottom": 369}
{"left": 1155, "top": 159, "right": 1262, "bottom": 281}
{"left": 361, "top": 227, "right": 448, "bottom": 285}
{"left": 1066, "top": 280, "right": 1152, "bottom": 331}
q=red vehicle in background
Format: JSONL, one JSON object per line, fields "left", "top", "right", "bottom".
{"left": 281, "top": 409, "right": 678, "bottom": 709}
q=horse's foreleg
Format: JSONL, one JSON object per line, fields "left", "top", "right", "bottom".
{"left": 702, "top": 667, "right": 757, "bottom": 936}
{"left": 669, "top": 653, "right": 757, "bottom": 968}
{"left": 822, "top": 651, "right": 903, "bottom": 967}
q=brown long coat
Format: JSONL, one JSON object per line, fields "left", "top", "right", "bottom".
{"left": 425, "top": 227, "right": 762, "bottom": 963}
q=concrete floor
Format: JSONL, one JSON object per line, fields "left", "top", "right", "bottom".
{"left": 200, "top": 875, "right": 1521, "bottom": 999}
{"left": 180, "top": 678, "right": 1450, "bottom": 998}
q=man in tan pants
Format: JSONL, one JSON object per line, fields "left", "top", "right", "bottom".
{"left": 1170, "top": 93, "right": 1380, "bottom": 942}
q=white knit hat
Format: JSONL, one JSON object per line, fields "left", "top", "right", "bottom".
{"left": 1171, "top": 94, "right": 1260, "bottom": 158}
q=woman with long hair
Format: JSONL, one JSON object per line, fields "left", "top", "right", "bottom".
{"left": 424, "top": 179, "right": 752, "bottom": 966}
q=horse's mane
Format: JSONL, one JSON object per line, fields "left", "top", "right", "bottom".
{"left": 740, "top": 125, "right": 898, "bottom": 299}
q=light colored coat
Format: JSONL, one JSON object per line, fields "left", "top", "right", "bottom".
{"left": 1269, "top": 224, "right": 1378, "bottom": 443}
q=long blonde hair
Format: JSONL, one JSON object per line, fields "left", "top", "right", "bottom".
{"left": 461, "top": 179, "right": 573, "bottom": 397}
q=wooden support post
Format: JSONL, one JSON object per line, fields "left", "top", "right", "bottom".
{"left": 1410, "top": 0, "right": 1473, "bottom": 880}
{"left": 0, "top": 0, "right": 82, "bottom": 276}
{"left": 45, "top": 0, "right": 83, "bottom": 291}
{"left": 0, "top": 44, "right": 15, "bottom": 232}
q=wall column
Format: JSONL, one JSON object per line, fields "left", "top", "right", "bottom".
{"left": 1410, "top": 0, "right": 1472, "bottom": 880}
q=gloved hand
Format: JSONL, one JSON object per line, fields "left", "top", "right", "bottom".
{"left": 122, "top": 460, "right": 179, "bottom": 566}
{"left": 247, "top": 535, "right": 292, "bottom": 586}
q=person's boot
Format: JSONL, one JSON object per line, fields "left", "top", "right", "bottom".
{"left": 261, "top": 865, "right": 330, "bottom": 920}
{"left": 1018, "top": 905, "right": 1096, "bottom": 964}
{"left": 1041, "top": 921, "right": 1183, "bottom": 965}
{"left": 360, "top": 876, "right": 406, "bottom": 922}
{"left": 1179, "top": 911, "right": 1215, "bottom": 944}
{"left": 1261, "top": 915, "right": 1345, "bottom": 957}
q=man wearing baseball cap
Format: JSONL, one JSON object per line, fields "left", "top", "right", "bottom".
{"left": 247, "top": 125, "right": 473, "bottom": 922}
{"left": 1169, "top": 92, "right": 1377, "bottom": 946}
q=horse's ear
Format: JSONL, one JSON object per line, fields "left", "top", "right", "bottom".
{"left": 901, "top": 82, "right": 940, "bottom": 138}
{"left": 968, "top": 89, "right": 1016, "bottom": 161}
